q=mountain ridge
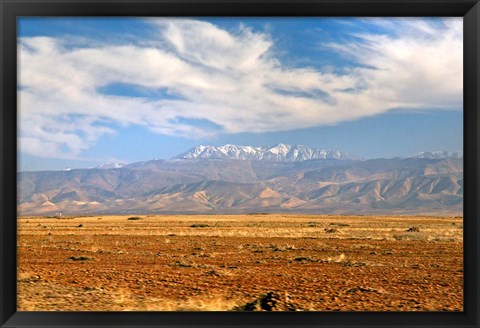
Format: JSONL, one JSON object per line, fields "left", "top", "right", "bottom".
{"left": 411, "top": 151, "right": 463, "bottom": 160}
{"left": 174, "top": 144, "right": 361, "bottom": 161}
{"left": 18, "top": 155, "right": 463, "bottom": 216}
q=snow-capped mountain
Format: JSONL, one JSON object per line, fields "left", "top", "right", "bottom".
{"left": 411, "top": 151, "right": 463, "bottom": 160}
{"left": 95, "top": 162, "right": 126, "bottom": 169}
{"left": 174, "top": 144, "right": 359, "bottom": 161}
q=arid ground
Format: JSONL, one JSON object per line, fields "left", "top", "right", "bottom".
{"left": 17, "top": 214, "right": 463, "bottom": 311}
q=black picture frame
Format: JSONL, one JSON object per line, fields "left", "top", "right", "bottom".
{"left": 1, "top": 0, "right": 479, "bottom": 327}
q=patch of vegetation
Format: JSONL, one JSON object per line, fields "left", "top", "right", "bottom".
{"left": 406, "top": 226, "right": 420, "bottom": 232}
{"left": 393, "top": 233, "right": 426, "bottom": 241}
{"left": 343, "top": 261, "right": 367, "bottom": 267}
{"left": 67, "top": 256, "right": 93, "bottom": 261}
{"left": 205, "top": 270, "right": 220, "bottom": 276}
{"left": 127, "top": 217, "right": 142, "bottom": 220}
{"left": 330, "top": 223, "right": 350, "bottom": 227}
{"left": 190, "top": 224, "right": 209, "bottom": 228}
{"left": 294, "top": 256, "right": 316, "bottom": 263}
{"left": 173, "top": 261, "right": 192, "bottom": 268}
{"left": 232, "top": 292, "right": 301, "bottom": 311}
{"left": 191, "top": 252, "right": 210, "bottom": 258}
{"left": 271, "top": 244, "right": 298, "bottom": 252}
{"left": 353, "top": 244, "right": 376, "bottom": 250}
{"left": 324, "top": 228, "right": 338, "bottom": 233}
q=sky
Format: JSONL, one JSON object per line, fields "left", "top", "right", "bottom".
{"left": 17, "top": 17, "right": 463, "bottom": 171}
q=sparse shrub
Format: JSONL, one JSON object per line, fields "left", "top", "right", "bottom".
{"left": 232, "top": 292, "right": 300, "bottom": 311}
{"left": 324, "top": 228, "right": 337, "bottom": 233}
{"left": 393, "top": 234, "right": 408, "bottom": 240}
{"left": 192, "top": 252, "right": 210, "bottom": 258}
{"left": 77, "top": 224, "right": 83, "bottom": 228}
{"left": 67, "top": 256, "right": 93, "bottom": 261}
{"left": 343, "top": 261, "right": 367, "bottom": 267}
{"left": 346, "top": 286, "right": 382, "bottom": 293}
{"left": 330, "top": 223, "right": 350, "bottom": 227}
{"left": 206, "top": 270, "right": 220, "bottom": 276}
{"left": 272, "top": 244, "right": 297, "bottom": 252}
{"left": 127, "top": 217, "right": 142, "bottom": 221}
{"left": 294, "top": 256, "right": 316, "bottom": 263}
{"left": 394, "top": 232, "right": 426, "bottom": 241}
{"left": 353, "top": 244, "right": 376, "bottom": 250}
{"left": 325, "top": 253, "right": 347, "bottom": 263}
{"left": 190, "top": 224, "right": 209, "bottom": 228}
{"left": 407, "top": 226, "right": 420, "bottom": 232}
{"left": 294, "top": 256, "right": 309, "bottom": 261}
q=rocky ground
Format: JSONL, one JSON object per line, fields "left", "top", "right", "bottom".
{"left": 17, "top": 214, "right": 463, "bottom": 311}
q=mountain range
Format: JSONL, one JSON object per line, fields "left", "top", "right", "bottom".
{"left": 175, "top": 144, "right": 360, "bottom": 161}
{"left": 410, "top": 151, "right": 463, "bottom": 160}
{"left": 17, "top": 144, "right": 463, "bottom": 216}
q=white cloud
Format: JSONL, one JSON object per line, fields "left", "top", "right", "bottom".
{"left": 18, "top": 18, "right": 462, "bottom": 159}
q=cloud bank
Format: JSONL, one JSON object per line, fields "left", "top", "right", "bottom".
{"left": 18, "top": 18, "right": 462, "bottom": 159}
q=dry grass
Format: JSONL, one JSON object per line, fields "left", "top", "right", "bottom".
{"left": 17, "top": 214, "right": 463, "bottom": 311}
{"left": 18, "top": 214, "right": 463, "bottom": 241}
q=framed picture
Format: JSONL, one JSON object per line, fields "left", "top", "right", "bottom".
{"left": 1, "top": 0, "right": 479, "bottom": 327}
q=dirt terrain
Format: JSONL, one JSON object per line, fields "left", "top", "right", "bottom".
{"left": 17, "top": 214, "right": 463, "bottom": 311}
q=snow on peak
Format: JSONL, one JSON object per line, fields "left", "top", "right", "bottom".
{"left": 96, "top": 162, "right": 126, "bottom": 169}
{"left": 268, "top": 143, "right": 290, "bottom": 155}
{"left": 410, "top": 151, "right": 463, "bottom": 160}
{"left": 174, "top": 144, "right": 358, "bottom": 161}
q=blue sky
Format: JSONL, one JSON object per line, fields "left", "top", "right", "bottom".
{"left": 18, "top": 17, "right": 463, "bottom": 171}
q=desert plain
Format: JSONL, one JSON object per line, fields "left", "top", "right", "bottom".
{"left": 17, "top": 214, "right": 463, "bottom": 311}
